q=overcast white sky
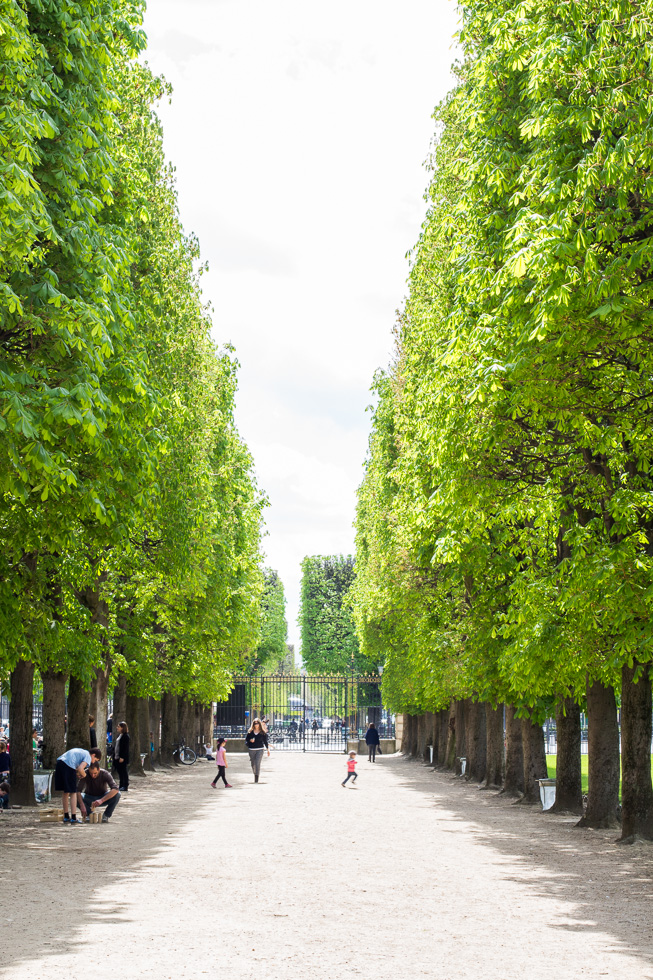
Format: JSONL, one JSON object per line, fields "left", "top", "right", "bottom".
{"left": 141, "top": 0, "right": 460, "bottom": 657}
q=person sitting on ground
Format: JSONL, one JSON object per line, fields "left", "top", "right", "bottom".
{"left": 0, "top": 780, "right": 9, "bottom": 809}
{"left": 55, "top": 747, "right": 91, "bottom": 824}
{"left": 0, "top": 740, "right": 10, "bottom": 778}
{"left": 77, "top": 760, "right": 121, "bottom": 823}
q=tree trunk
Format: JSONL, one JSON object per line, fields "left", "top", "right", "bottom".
{"left": 9, "top": 659, "right": 36, "bottom": 806}
{"left": 577, "top": 677, "right": 620, "bottom": 829}
{"left": 466, "top": 701, "right": 487, "bottom": 783}
{"left": 139, "top": 697, "right": 153, "bottom": 770}
{"left": 454, "top": 699, "right": 467, "bottom": 774}
{"left": 429, "top": 711, "right": 439, "bottom": 766}
{"left": 416, "top": 713, "right": 427, "bottom": 760}
{"left": 41, "top": 669, "right": 67, "bottom": 770}
{"left": 94, "top": 664, "right": 111, "bottom": 768}
{"left": 437, "top": 709, "right": 449, "bottom": 766}
{"left": 194, "top": 702, "right": 205, "bottom": 757}
{"left": 482, "top": 703, "right": 504, "bottom": 790}
{"left": 161, "top": 692, "right": 178, "bottom": 766}
{"left": 549, "top": 697, "right": 582, "bottom": 815}
{"left": 520, "top": 713, "right": 548, "bottom": 804}
{"left": 501, "top": 704, "right": 524, "bottom": 797}
{"left": 408, "top": 713, "right": 419, "bottom": 756}
{"left": 202, "top": 704, "right": 213, "bottom": 749}
{"left": 177, "top": 696, "right": 194, "bottom": 752}
{"left": 619, "top": 660, "right": 653, "bottom": 842}
{"left": 445, "top": 703, "right": 457, "bottom": 770}
{"left": 112, "top": 672, "right": 127, "bottom": 733}
{"left": 149, "top": 698, "right": 161, "bottom": 766}
{"left": 126, "top": 693, "right": 145, "bottom": 777}
{"left": 66, "top": 674, "right": 90, "bottom": 751}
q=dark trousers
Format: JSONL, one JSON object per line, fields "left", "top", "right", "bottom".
{"left": 114, "top": 760, "right": 129, "bottom": 790}
{"left": 342, "top": 772, "right": 358, "bottom": 784}
{"left": 212, "top": 765, "right": 228, "bottom": 785}
{"left": 82, "top": 791, "right": 121, "bottom": 819}
{"left": 368, "top": 744, "right": 377, "bottom": 762}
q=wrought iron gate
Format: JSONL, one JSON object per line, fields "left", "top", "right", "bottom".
{"left": 214, "top": 674, "right": 394, "bottom": 752}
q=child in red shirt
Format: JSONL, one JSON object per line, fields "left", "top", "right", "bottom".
{"left": 341, "top": 751, "right": 358, "bottom": 787}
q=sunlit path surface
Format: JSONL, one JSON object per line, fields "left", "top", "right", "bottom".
{"left": 4, "top": 753, "right": 653, "bottom": 980}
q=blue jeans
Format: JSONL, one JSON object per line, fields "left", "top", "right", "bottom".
{"left": 82, "top": 792, "right": 121, "bottom": 819}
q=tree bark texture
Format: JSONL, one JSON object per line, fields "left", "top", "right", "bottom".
{"left": 177, "top": 696, "right": 195, "bottom": 750}
{"left": 66, "top": 674, "right": 90, "bottom": 752}
{"left": 93, "top": 664, "right": 111, "bottom": 767}
{"left": 139, "top": 697, "right": 153, "bottom": 770}
{"left": 549, "top": 697, "right": 583, "bottom": 815}
{"left": 408, "top": 714, "right": 419, "bottom": 757}
{"left": 502, "top": 705, "right": 524, "bottom": 797}
{"left": 437, "top": 710, "right": 449, "bottom": 767}
{"left": 9, "top": 659, "right": 36, "bottom": 806}
{"left": 430, "top": 711, "right": 440, "bottom": 766}
{"left": 41, "top": 669, "right": 67, "bottom": 770}
{"left": 520, "top": 713, "right": 548, "bottom": 804}
{"left": 466, "top": 701, "right": 487, "bottom": 783}
{"left": 202, "top": 704, "right": 213, "bottom": 750}
{"left": 577, "top": 677, "right": 620, "bottom": 830}
{"left": 445, "top": 704, "right": 457, "bottom": 770}
{"left": 619, "top": 660, "right": 653, "bottom": 841}
{"left": 112, "top": 672, "right": 127, "bottom": 734}
{"left": 482, "top": 703, "right": 504, "bottom": 790}
{"left": 149, "top": 698, "right": 161, "bottom": 766}
{"left": 416, "top": 713, "right": 426, "bottom": 761}
{"left": 454, "top": 699, "right": 468, "bottom": 774}
{"left": 126, "top": 693, "right": 145, "bottom": 777}
{"left": 160, "top": 692, "right": 178, "bottom": 766}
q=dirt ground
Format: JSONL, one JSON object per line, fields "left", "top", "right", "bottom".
{"left": 3, "top": 750, "right": 653, "bottom": 980}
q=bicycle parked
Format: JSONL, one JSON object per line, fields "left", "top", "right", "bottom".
{"left": 172, "top": 738, "right": 196, "bottom": 765}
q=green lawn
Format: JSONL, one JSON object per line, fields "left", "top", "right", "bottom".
{"left": 546, "top": 754, "right": 653, "bottom": 798}
{"left": 546, "top": 754, "right": 589, "bottom": 794}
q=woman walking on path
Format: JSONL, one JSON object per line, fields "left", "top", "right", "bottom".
{"left": 365, "top": 722, "right": 380, "bottom": 762}
{"left": 113, "top": 721, "right": 131, "bottom": 792}
{"left": 211, "top": 737, "right": 233, "bottom": 788}
{"left": 245, "top": 718, "right": 269, "bottom": 783}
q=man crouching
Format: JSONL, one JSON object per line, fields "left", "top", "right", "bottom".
{"left": 78, "top": 760, "right": 121, "bottom": 823}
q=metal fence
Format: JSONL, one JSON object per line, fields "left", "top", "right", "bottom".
{"left": 214, "top": 673, "right": 394, "bottom": 752}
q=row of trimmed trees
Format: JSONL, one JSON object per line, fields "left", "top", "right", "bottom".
{"left": 351, "top": 0, "right": 653, "bottom": 841}
{"left": 1, "top": 2, "right": 267, "bottom": 803}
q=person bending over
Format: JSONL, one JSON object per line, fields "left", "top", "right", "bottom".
{"left": 78, "top": 761, "right": 121, "bottom": 823}
{"left": 55, "top": 748, "right": 91, "bottom": 824}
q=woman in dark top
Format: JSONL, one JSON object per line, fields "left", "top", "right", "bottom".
{"left": 88, "top": 714, "right": 97, "bottom": 749}
{"left": 113, "top": 721, "right": 131, "bottom": 791}
{"left": 0, "top": 740, "right": 9, "bottom": 777}
{"left": 365, "top": 722, "right": 381, "bottom": 762}
{"left": 244, "top": 718, "right": 269, "bottom": 783}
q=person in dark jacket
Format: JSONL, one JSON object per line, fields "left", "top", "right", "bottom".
{"left": 113, "top": 721, "right": 131, "bottom": 791}
{"left": 244, "top": 718, "right": 269, "bottom": 783}
{"left": 365, "top": 722, "right": 381, "bottom": 762}
{"left": 88, "top": 715, "right": 98, "bottom": 750}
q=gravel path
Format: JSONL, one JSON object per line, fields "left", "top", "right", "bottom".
{"left": 3, "top": 751, "right": 653, "bottom": 980}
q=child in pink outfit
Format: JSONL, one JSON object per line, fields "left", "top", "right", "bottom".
{"left": 341, "top": 751, "right": 358, "bottom": 787}
{"left": 211, "top": 738, "right": 233, "bottom": 788}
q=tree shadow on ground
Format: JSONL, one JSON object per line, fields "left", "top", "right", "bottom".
{"left": 389, "top": 754, "right": 653, "bottom": 970}
{"left": 0, "top": 760, "right": 223, "bottom": 974}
